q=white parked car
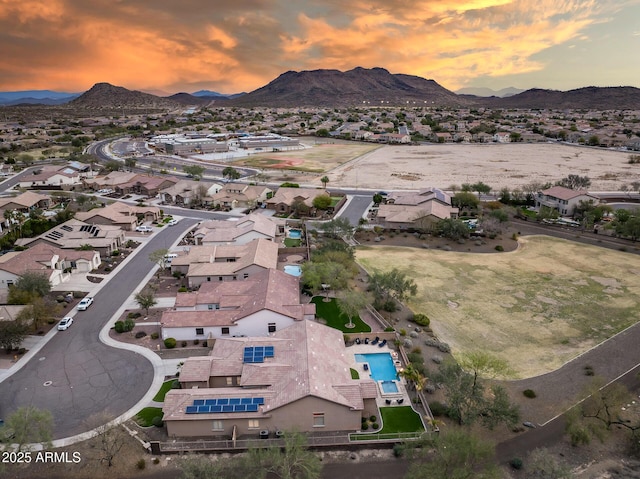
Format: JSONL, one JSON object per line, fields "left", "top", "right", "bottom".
{"left": 57, "top": 317, "right": 74, "bottom": 330}
{"left": 135, "top": 225, "right": 153, "bottom": 233}
{"left": 167, "top": 219, "right": 179, "bottom": 226}
{"left": 77, "top": 297, "right": 93, "bottom": 311}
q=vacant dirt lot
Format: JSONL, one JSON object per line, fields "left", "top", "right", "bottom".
{"left": 356, "top": 236, "right": 640, "bottom": 379}
{"left": 327, "top": 142, "right": 639, "bottom": 191}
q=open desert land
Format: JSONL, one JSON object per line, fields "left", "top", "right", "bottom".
{"left": 232, "top": 140, "right": 381, "bottom": 174}
{"left": 355, "top": 236, "right": 640, "bottom": 379}
{"left": 249, "top": 142, "right": 640, "bottom": 191}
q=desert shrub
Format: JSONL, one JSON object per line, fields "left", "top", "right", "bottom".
{"left": 393, "top": 444, "right": 405, "bottom": 457}
{"left": 56, "top": 295, "right": 65, "bottom": 303}
{"left": 399, "top": 328, "right": 407, "bottom": 336}
{"left": 429, "top": 401, "right": 446, "bottom": 417}
{"left": 73, "top": 291, "right": 85, "bottom": 298}
{"left": 425, "top": 384, "right": 436, "bottom": 394}
{"left": 407, "top": 352, "right": 423, "bottom": 365}
{"left": 361, "top": 416, "right": 367, "bottom": 423}
{"left": 178, "top": 287, "right": 187, "bottom": 293}
{"left": 135, "top": 331, "right": 147, "bottom": 339}
{"left": 432, "top": 355, "right": 443, "bottom": 364}
{"left": 111, "top": 250, "right": 120, "bottom": 256}
{"left": 523, "top": 389, "right": 537, "bottom": 398}
{"left": 152, "top": 416, "right": 164, "bottom": 427}
{"left": 495, "top": 245, "right": 504, "bottom": 251}
{"left": 171, "top": 379, "right": 180, "bottom": 389}
{"left": 193, "top": 339, "right": 200, "bottom": 345}
{"left": 114, "top": 321, "right": 125, "bottom": 333}
{"left": 437, "top": 342, "right": 451, "bottom": 353}
{"left": 181, "top": 341, "right": 187, "bottom": 347}
{"left": 424, "top": 337, "right": 439, "bottom": 347}
{"left": 152, "top": 457, "right": 160, "bottom": 465}
{"left": 384, "top": 326, "right": 395, "bottom": 332}
{"left": 202, "top": 341, "right": 208, "bottom": 347}
{"left": 136, "top": 459, "right": 146, "bottom": 470}
{"left": 172, "top": 271, "right": 182, "bottom": 279}
{"left": 509, "top": 458, "right": 523, "bottom": 470}
{"left": 124, "top": 318, "right": 135, "bottom": 332}
{"left": 164, "top": 337, "right": 176, "bottom": 349}
{"left": 47, "top": 318, "right": 55, "bottom": 324}
{"left": 150, "top": 332, "right": 159, "bottom": 340}
{"left": 361, "top": 423, "right": 369, "bottom": 430}
{"left": 412, "top": 313, "right": 430, "bottom": 327}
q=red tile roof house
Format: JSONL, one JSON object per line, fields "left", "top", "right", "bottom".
{"left": 0, "top": 242, "right": 100, "bottom": 289}
{"left": 162, "top": 319, "right": 378, "bottom": 438}
{"left": 161, "top": 268, "right": 315, "bottom": 341}
{"left": 115, "top": 175, "right": 179, "bottom": 197}
{"left": 193, "top": 213, "right": 280, "bottom": 246}
{"left": 0, "top": 191, "right": 52, "bottom": 214}
{"left": 158, "top": 180, "right": 223, "bottom": 207}
{"left": 535, "top": 186, "right": 599, "bottom": 217}
{"left": 171, "top": 238, "right": 279, "bottom": 288}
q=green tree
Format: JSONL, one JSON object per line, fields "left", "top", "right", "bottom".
{"left": 436, "top": 218, "right": 470, "bottom": 240}
{"left": 373, "top": 193, "right": 384, "bottom": 205}
{"left": 320, "top": 176, "right": 329, "bottom": 189}
{"left": 557, "top": 174, "right": 591, "bottom": 190}
{"left": 315, "top": 128, "right": 330, "bottom": 137}
{"left": 405, "top": 430, "right": 500, "bottom": 479}
{"left": 183, "top": 165, "right": 206, "bottom": 180}
{"left": 291, "top": 199, "right": 310, "bottom": 217}
{"left": 617, "top": 213, "right": 640, "bottom": 241}
{"left": 337, "top": 290, "right": 368, "bottom": 328}
{"left": 452, "top": 191, "right": 480, "bottom": 210}
{"left": 0, "top": 318, "right": 29, "bottom": 352}
{"left": 16, "top": 297, "right": 62, "bottom": 332}
{"left": 4, "top": 406, "right": 53, "bottom": 451}
{"left": 148, "top": 248, "right": 170, "bottom": 279}
{"left": 134, "top": 289, "right": 157, "bottom": 316}
{"left": 222, "top": 166, "right": 241, "bottom": 181}
{"left": 312, "top": 194, "right": 331, "bottom": 210}
{"left": 587, "top": 135, "right": 600, "bottom": 146}
{"left": 368, "top": 268, "right": 417, "bottom": 310}
{"left": 302, "top": 261, "right": 350, "bottom": 299}
{"left": 249, "top": 432, "right": 322, "bottom": 479}
{"left": 434, "top": 359, "right": 519, "bottom": 428}
{"left": 12, "top": 271, "right": 52, "bottom": 298}
{"left": 319, "top": 217, "right": 353, "bottom": 238}
{"left": 103, "top": 160, "right": 121, "bottom": 172}
{"left": 124, "top": 158, "right": 137, "bottom": 170}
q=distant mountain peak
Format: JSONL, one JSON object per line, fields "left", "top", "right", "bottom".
{"left": 70, "top": 82, "right": 180, "bottom": 109}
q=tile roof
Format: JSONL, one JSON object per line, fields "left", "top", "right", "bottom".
{"left": 540, "top": 186, "right": 598, "bottom": 201}
{"left": 184, "top": 238, "right": 278, "bottom": 277}
{"left": 196, "top": 213, "right": 278, "bottom": 244}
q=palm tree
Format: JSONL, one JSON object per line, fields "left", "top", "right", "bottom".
{"left": 321, "top": 176, "right": 329, "bottom": 189}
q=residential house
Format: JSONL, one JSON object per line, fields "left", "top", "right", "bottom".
{"left": 0, "top": 191, "right": 52, "bottom": 214}
{"left": 162, "top": 320, "right": 378, "bottom": 438}
{"left": 15, "top": 218, "right": 125, "bottom": 257}
{"left": 172, "top": 238, "right": 279, "bottom": 288}
{"left": 75, "top": 202, "right": 161, "bottom": 231}
{"left": 84, "top": 171, "right": 138, "bottom": 191}
{"left": 265, "top": 188, "right": 329, "bottom": 216}
{"left": 159, "top": 180, "right": 223, "bottom": 207}
{"left": 194, "top": 213, "right": 281, "bottom": 246}
{"left": 114, "top": 174, "right": 179, "bottom": 197}
{"left": 17, "top": 164, "right": 84, "bottom": 190}
{"left": 211, "top": 184, "right": 272, "bottom": 211}
{"left": 377, "top": 188, "right": 459, "bottom": 231}
{"left": 535, "top": 186, "right": 599, "bottom": 216}
{"left": 0, "top": 242, "right": 100, "bottom": 289}
{"left": 161, "top": 268, "right": 315, "bottom": 341}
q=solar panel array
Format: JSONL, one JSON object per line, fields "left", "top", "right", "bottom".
{"left": 243, "top": 346, "right": 274, "bottom": 363}
{"left": 185, "top": 397, "right": 264, "bottom": 414}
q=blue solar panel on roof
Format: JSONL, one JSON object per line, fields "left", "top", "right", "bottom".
{"left": 205, "top": 399, "right": 216, "bottom": 406}
{"left": 240, "top": 398, "right": 252, "bottom": 405}
{"left": 255, "top": 346, "right": 264, "bottom": 353}
{"left": 229, "top": 398, "right": 241, "bottom": 405}
{"left": 253, "top": 397, "right": 265, "bottom": 405}
{"left": 197, "top": 405, "right": 210, "bottom": 413}
{"left": 218, "top": 398, "right": 229, "bottom": 405}
{"left": 247, "top": 404, "right": 259, "bottom": 412}
{"left": 222, "top": 405, "right": 234, "bottom": 412}
{"left": 186, "top": 406, "right": 198, "bottom": 414}
{"left": 233, "top": 405, "right": 245, "bottom": 412}
{"left": 193, "top": 399, "right": 205, "bottom": 406}
{"left": 264, "top": 346, "right": 274, "bottom": 357}
{"left": 211, "top": 405, "right": 222, "bottom": 412}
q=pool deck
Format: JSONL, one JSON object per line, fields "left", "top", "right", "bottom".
{"left": 349, "top": 343, "right": 410, "bottom": 408}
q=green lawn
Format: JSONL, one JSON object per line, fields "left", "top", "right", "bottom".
{"left": 311, "top": 296, "right": 371, "bottom": 333}
{"left": 330, "top": 197, "right": 341, "bottom": 207}
{"left": 135, "top": 407, "right": 163, "bottom": 427}
{"left": 350, "top": 368, "right": 360, "bottom": 379}
{"left": 284, "top": 238, "right": 301, "bottom": 247}
{"left": 351, "top": 407, "right": 425, "bottom": 441}
{"left": 153, "top": 379, "right": 176, "bottom": 402}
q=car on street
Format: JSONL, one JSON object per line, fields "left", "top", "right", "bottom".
{"left": 167, "top": 219, "right": 179, "bottom": 226}
{"left": 135, "top": 225, "right": 153, "bottom": 233}
{"left": 57, "top": 317, "right": 74, "bottom": 330}
{"left": 77, "top": 297, "right": 93, "bottom": 311}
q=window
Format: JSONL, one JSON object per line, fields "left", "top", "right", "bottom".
{"left": 313, "top": 413, "right": 325, "bottom": 427}
{"left": 268, "top": 323, "right": 276, "bottom": 333}
{"left": 232, "top": 276, "right": 237, "bottom": 281}
{"left": 195, "top": 327, "right": 204, "bottom": 335}
{"left": 243, "top": 273, "right": 249, "bottom": 279}
{"left": 207, "top": 276, "right": 211, "bottom": 282}
{"left": 221, "top": 327, "right": 230, "bottom": 335}
{"left": 248, "top": 419, "right": 260, "bottom": 429}
{"left": 212, "top": 420, "right": 223, "bottom": 431}
{"left": 226, "top": 377, "right": 233, "bottom": 386}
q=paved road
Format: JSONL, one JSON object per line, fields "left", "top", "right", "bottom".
{"left": 0, "top": 220, "right": 197, "bottom": 438}
{"left": 336, "top": 195, "right": 373, "bottom": 227}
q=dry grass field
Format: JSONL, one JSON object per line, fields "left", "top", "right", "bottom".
{"left": 356, "top": 236, "right": 640, "bottom": 379}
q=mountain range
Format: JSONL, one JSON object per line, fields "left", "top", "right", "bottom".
{"left": 2, "top": 67, "right": 640, "bottom": 110}
{"left": 455, "top": 86, "right": 525, "bottom": 97}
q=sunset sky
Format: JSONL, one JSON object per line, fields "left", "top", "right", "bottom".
{"left": 1, "top": 0, "right": 639, "bottom": 95}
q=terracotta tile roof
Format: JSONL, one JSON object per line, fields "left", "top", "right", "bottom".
{"left": 0, "top": 242, "right": 95, "bottom": 276}
{"left": 540, "top": 186, "right": 598, "bottom": 201}
{"left": 266, "top": 187, "right": 329, "bottom": 208}
{"left": 377, "top": 202, "right": 457, "bottom": 223}
{"left": 0, "top": 191, "right": 50, "bottom": 209}
{"left": 185, "top": 239, "right": 278, "bottom": 277}
{"left": 196, "top": 213, "right": 278, "bottom": 244}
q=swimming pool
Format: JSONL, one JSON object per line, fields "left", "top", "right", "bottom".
{"left": 381, "top": 380, "right": 399, "bottom": 394}
{"left": 288, "top": 229, "right": 302, "bottom": 239}
{"left": 283, "top": 265, "right": 302, "bottom": 277}
{"left": 355, "top": 353, "right": 397, "bottom": 381}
